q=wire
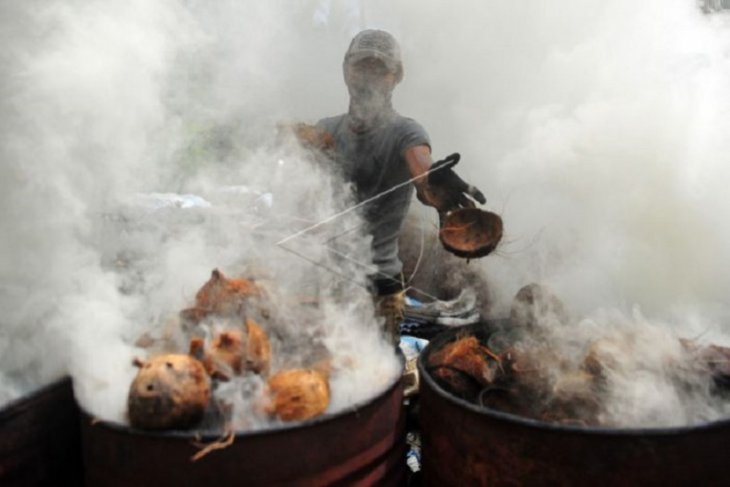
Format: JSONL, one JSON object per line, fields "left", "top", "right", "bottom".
{"left": 321, "top": 243, "right": 440, "bottom": 301}
{"left": 272, "top": 153, "right": 457, "bottom": 302}
{"left": 275, "top": 162, "right": 450, "bottom": 246}
{"left": 406, "top": 204, "right": 429, "bottom": 287}
{"left": 276, "top": 243, "right": 371, "bottom": 291}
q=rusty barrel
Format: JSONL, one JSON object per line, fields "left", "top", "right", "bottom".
{"left": 0, "top": 377, "right": 83, "bottom": 486}
{"left": 417, "top": 322, "right": 730, "bottom": 487}
{"left": 81, "top": 367, "right": 406, "bottom": 487}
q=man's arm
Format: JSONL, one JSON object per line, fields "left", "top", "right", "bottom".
{"left": 404, "top": 144, "right": 433, "bottom": 196}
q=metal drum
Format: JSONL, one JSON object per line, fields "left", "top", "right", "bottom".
{"left": 0, "top": 377, "right": 83, "bottom": 487}
{"left": 81, "top": 366, "right": 406, "bottom": 487}
{"left": 418, "top": 322, "right": 730, "bottom": 487}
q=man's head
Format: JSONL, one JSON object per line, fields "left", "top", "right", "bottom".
{"left": 342, "top": 30, "right": 403, "bottom": 129}
{"left": 343, "top": 29, "right": 403, "bottom": 84}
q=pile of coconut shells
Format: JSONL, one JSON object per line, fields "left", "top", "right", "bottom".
{"left": 426, "top": 284, "right": 730, "bottom": 427}
{"left": 128, "top": 269, "right": 332, "bottom": 432}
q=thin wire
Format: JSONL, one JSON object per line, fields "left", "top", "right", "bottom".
{"left": 406, "top": 205, "right": 429, "bottom": 287}
{"left": 256, "top": 225, "right": 401, "bottom": 295}
{"left": 321, "top": 245, "right": 378, "bottom": 275}
{"left": 322, "top": 244, "right": 440, "bottom": 301}
{"left": 273, "top": 157, "right": 454, "bottom": 303}
{"left": 324, "top": 222, "right": 367, "bottom": 244}
{"left": 279, "top": 242, "right": 441, "bottom": 302}
{"left": 275, "top": 162, "right": 450, "bottom": 246}
{"left": 277, "top": 243, "right": 370, "bottom": 291}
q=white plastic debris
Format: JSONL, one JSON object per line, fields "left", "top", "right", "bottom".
{"left": 132, "top": 192, "right": 212, "bottom": 210}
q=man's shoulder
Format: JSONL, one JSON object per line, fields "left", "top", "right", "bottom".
{"left": 317, "top": 114, "right": 347, "bottom": 131}
{"left": 387, "top": 110, "right": 420, "bottom": 126}
{"left": 389, "top": 113, "right": 429, "bottom": 136}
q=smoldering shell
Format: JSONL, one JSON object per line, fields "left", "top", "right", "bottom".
{"left": 128, "top": 354, "right": 211, "bottom": 430}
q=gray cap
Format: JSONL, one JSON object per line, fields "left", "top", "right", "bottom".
{"left": 344, "top": 30, "right": 403, "bottom": 81}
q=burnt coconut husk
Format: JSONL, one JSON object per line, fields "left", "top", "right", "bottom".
{"left": 128, "top": 354, "right": 211, "bottom": 430}
{"left": 439, "top": 208, "right": 503, "bottom": 259}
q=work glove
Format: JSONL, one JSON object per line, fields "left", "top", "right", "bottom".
{"left": 375, "top": 290, "right": 406, "bottom": 348}
{"left": 416, "top": 153, "right": 486, "bottom": 216}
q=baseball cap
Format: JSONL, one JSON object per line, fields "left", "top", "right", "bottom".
{"left": 344, "top": 30, "right": 403, "bottom": 81}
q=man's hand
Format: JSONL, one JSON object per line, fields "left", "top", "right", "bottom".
{"left": 416, "top": 153, "right": 486, "bottom": 214}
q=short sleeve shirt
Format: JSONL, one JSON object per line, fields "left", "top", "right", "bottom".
{"left": 317, "top": 110, "right": 431, "bottom": 277}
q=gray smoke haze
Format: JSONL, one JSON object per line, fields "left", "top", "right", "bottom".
{"left": 2, "top": 0, "right": 730, "bottom": 428}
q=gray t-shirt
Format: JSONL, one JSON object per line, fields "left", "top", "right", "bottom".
{"left": 317, "top": 110, "right": 431, "bottom": 277}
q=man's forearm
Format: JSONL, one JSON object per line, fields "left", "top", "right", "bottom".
{"left": 404, "top": 144, "right": 433, "bottom": 195}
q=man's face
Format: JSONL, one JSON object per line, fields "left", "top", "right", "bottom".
{"left": 344, "top": 57, "right": 398, "bottom": 93}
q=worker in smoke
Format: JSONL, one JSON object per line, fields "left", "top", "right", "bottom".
{"left": 315, "top": 29, "right": 486, "bottom": 344}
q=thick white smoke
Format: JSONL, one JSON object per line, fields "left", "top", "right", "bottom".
{"left": 2, "top": 0, "right": 730, "bottom": 428}
{"left": 0, "top": 0, "right": 202, "bottom": 409}
{"left": 0, "top": 0, "right": 398, "bottom": 419}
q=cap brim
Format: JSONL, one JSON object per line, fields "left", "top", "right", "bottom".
{"left": 345, "top": 50, "right": 398, "bottom": 71}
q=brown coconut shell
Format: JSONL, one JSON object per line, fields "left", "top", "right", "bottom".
{"left": 245, "top": 319, "right": 271, "bottom": 376}
{"left": 581, "top": 337, "right": 626, "bottom": 380}
{"left": 189, "top": 319, "right": 271, "bottom": 380}
{"left": 265, "top": 368, "right": 330, "bottom": 422}
{"left": 181, "top": 269, "right": 261, "bottom": 323}
{"left": 426, "top": 336, "right": 502, "bottom": 401}
{"left": 127, "top": 354, "right": 211, "bottom": 430}
{"left": 439, "top": 208, "right": 503, "bottom": 259}
{"left": 206, "top": 328, "right": 247, "bottom": 379}
{"left": 428, "top": 336, "right": 498, "bottom": 386}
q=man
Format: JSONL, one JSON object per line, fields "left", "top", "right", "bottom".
{"left": 316, "top": 29, "right": 485, "bottom": 344}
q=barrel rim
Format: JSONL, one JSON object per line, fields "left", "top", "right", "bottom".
{"left": 0, "top": 376, "right": 72, "bottom": 421}
{"left": 418, "top": 320, "right": 730, "bottom": 436}
{"left": 80, "top": 352, "right": 404, "bottom": 441}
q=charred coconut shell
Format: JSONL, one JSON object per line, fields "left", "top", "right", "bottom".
{"left": 439, "top": 208, "right": 503, "bottom": 259}
{"left": 128, "top": 354, "right": 211, "bottom": 430}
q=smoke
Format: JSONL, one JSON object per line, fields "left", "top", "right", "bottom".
{"left": 0, "top": 0, "right": 399, "bottom": 420}
{"left": 507, "top": 302, "right": 730, "bottom": 427}
{"left": 0, "top": 0, "right": 200, "bottom": 409}
{"left": 2, "top": 0, "right": 730, "bottom": 428}
{"left": 450, "top": 1, "right": 730, "bottom": 321}
{"left": 442, "top": 0, "right": 730, "bottom": 426}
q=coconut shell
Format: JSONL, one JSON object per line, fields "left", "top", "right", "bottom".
{"left": 581, "top": 337, "right": 625, "bottom": 379}
{"left": 265, "top": 369, "right": 330, "bottom": 422}
{"left": 680, "top": 339, "right": 730, "bottom": 390}
{"left": 509, "top": 283, "right": 569, "bottom": 331}
{"left": 245, "top": 319, "right": 271, "bottom": 376}
{"left": 439, "top": 208, "right": 503, "bottom": 259}
{"left": 207, "top": 328, "right": 247, "bottom": 378}
{"left": 182, "top": 269, "right": 260, "bottom": 323}
{"left": 127, "top": 354, "right": 211, "bottom": 430}
{"left": 428, "top": 336, "right": 498, "bottom": 387}
{"left": 190, "top": 319, "right": 271, "bottom": 380}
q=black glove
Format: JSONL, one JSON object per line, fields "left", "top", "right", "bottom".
{"left": 417, "top": 153, "right": 486, "bottom": 214}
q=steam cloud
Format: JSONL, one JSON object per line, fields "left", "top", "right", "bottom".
{"left": 2, "top": 0, "right": 730, "bottom": 428}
